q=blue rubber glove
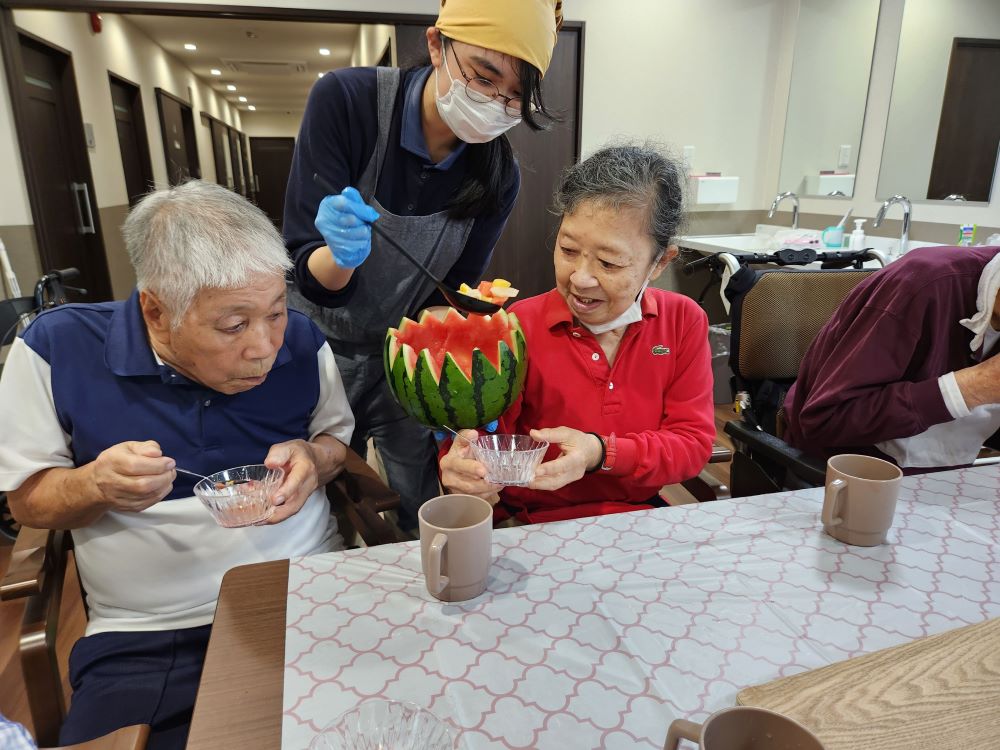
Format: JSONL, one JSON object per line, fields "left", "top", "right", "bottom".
{"left": 434, "top": 420, "right": 499, "bottom": 442}
{"left": 314, "top": 186, "right": 380, "bottom": 269}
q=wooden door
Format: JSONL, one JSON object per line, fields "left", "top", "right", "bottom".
{"left": 207, "top": 118, "right": 229, "bottom": 187}
{"left": 240, "top": 132, "right": 254, "bottom": 202}
{"left": 250, "top": 136, "right": 296, "bottom": 229}
{"left": 109, "top": 73, "right": 154, "bottom": 206}
{"left": 155, "top": 88, "right": 200, "bottom": 185}
{"left": 486, "top": 28, "right": 581, "bottom": 297}
{"left": 15, "top": 32, "right": 111, "bottom": 301}
{"left": 928, "top": 38, "right": 1000, "bottom": 202}
{"left": 392, "top": 25, "right": 583, "bottom": 298}
{"left": 228, "top": 127, "right": 244, "bottom": 195}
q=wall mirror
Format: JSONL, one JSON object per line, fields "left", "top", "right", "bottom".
{"left": 878, "top": 0, "right": 1000, "bottom": 203}
{"left": 777, "top": 0, "right": 881, "bottom": 199}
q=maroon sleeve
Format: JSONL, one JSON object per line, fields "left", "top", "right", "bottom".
{"left": 788, "top": 305, "right": 953, "bottom": 449}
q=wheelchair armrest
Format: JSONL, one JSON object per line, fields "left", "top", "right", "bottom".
{"left": 1, "top": 524, "right": 56, "bottom": 600}
{"left": 327, "top": 448, "right": 404, "bottom": 547}
{"left": 709, "top": 444, "right": 732, "bottom": 464}
{"left": 724, "top": 420, "right": 826, "bottom": 486}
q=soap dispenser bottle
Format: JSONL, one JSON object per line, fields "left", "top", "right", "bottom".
{"left": 849, "top": 219, "right": 866, "bottom": 251}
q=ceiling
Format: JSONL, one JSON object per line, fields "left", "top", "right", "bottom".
{"left": 126, "top": 15, "right": 364, "bottom": 114}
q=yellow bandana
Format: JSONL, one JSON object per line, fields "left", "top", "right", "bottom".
{"left": 435, "top": 0, "right": 563, "bottom": 77}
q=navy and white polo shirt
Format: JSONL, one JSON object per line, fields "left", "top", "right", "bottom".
{"left": 0, "top": 290, "right": 354, "bottom": 635}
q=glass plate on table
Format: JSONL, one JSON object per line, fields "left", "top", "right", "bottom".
{"left": 308, "top": 699, "right": 459, "bottom": 750}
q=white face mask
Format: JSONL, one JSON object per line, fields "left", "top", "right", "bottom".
{"left": 579, "top": 252, "right": 663, "bottom": 335}
{"left": 434, "top": 50, "right": 520, "bottom": 144}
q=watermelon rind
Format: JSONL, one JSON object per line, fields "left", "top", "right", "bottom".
{"left": 383, "top": 311, "right": 527, "bottom": 430}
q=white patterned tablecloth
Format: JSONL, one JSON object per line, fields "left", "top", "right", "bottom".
{"left": 282, "top": 465, "right": 1000, "bottom": 749}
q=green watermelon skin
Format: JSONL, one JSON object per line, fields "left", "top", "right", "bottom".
{"left": 384, "top": 311, "right": 527, "bottom": 430}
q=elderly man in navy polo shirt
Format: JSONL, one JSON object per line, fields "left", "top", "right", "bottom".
{"left": 0, "top": 181, "right": 354, "bottom": 749}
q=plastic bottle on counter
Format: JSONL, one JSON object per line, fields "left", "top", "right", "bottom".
{"left": 848, "top": 219, "right": 866, "bottom": 251}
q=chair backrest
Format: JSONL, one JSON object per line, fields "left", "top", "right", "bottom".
{"left": 724, "top": 266, "right": 876, "bottom": 437}
{"left": 0, "top": 296, "right": 36, "bottom": 348}
{"left": 728, "top": 267, "right": 874, "bottom": 381}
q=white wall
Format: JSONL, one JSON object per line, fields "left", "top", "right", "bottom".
{"left": 241, "top": 111, "right": 303, "bottom": 139}
{"left": 877, "top": 0, "right": 1000, "bottom": 202}
{"left": 778, "top": 0, "right": 879, "bottom": 195}
{"left": 3, "top": 0, "right": 999, "bottom": 235}
{"left": 0, "top": 58, "right": 33, "bottom": 226}
{"left": 11, "top": 10, "right": 243, "bottom": 209}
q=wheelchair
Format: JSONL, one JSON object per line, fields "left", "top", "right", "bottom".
{"left": 684, "top": 247, "right": 885, "bottom": 497}
{"left": 1, "top": 267, "right": 84, "bottom": 540}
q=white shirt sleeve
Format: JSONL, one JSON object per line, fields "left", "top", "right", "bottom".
{"left": 0, "top": 337, "right": 74, "bottom": 491}
{"left": 939, "top": 371, "right": 971, "bottom": 420}
{"left": 308, "top": 341, "right": 355, "bottom": 446}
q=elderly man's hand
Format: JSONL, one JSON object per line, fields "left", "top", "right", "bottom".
{"left": 261, "top": 439, "right": 322, "bottom": 524}
{"left": 528, "top": 427, "right": 603, "bottom": 491}
{"left": 90, "top": 440, "right": 176, "bottom": 513}
{"left": 955, "top": 353, "right": 1000, "bottom": 410}
{"left": 440, "top": 429, "right": 503, "bottom": 502}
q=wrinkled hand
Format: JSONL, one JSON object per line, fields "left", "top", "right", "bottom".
{"left": 315, "top": 186, "right": 380, "bottom": 269}
{"left": 439, "top": 429, "right": 503, "bottom": 502}
{"left": 261, "top": 439, "right": 320, "bottom": 524}
{"left": 955, "top": 352, "right": 1000, "bottom": 410}
{"left": 90, "top": 440, "right": 176, "bottom": 513}
{"left": 528, "top": 427, "right": 603, "bottom": 492}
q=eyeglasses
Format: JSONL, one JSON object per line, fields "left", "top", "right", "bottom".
{"left": 446, "top": 39, "right": 523, "bottom": 119}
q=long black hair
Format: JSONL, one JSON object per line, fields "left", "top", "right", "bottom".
{"left": 405, "top": 36, "right": 557, "bottom": 219}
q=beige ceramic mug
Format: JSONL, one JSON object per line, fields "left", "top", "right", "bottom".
{"left": 822, "top": 454, "right": 903, "bottom": 546}
{"left": 418, "top": 494, "right": 493, "bottom": 602}
{"left": 664, "top": 706, "right": 825, "bottom": 749}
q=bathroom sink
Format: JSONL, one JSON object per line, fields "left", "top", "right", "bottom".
{"left": 679, "top": 227, "right": 943, "bottom": 260}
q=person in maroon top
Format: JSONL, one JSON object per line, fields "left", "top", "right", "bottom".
{"left": 440, "top": 144, "right": 715, "bottom": 523}
{"left": 784, "top": 245, "right": 1000, "bottom": 470}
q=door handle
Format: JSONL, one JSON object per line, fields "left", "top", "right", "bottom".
{"left": 70, "top": 182, "right": 96, "bottom": 235}
{"left": 254, "top": 174, "right": 260, "bottom": 193}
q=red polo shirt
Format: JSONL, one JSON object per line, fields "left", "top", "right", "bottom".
{"left": 492, "top": 287, "right": 715, "bottom": 522}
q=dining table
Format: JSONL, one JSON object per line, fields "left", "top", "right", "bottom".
{"left": 186, "top": 463, "right": 1000, "bottom": 750}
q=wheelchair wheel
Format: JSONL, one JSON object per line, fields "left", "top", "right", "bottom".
{"left": 0, "top": 492, "right": 20, "bottom": 541}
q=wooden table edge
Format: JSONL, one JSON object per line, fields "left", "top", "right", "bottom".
{"left": 187, "top": 558, "right": 290, "bottom": 750}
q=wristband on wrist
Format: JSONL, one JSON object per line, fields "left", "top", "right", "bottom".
{"left": 601, "top": 432, "right": 617, "bottom": 472}
{"left": 584, "top": 432, "right": 605, "bottom": 474}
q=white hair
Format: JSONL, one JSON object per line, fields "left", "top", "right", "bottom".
{"left": 123, "top": 180, "right": 292, "bottom": 325}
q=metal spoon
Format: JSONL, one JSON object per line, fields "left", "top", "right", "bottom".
{"left": 312, "top": 172, "right": 502, "bottom": 316}
{"left": 176, "top": 467, "right": 249, "bottom": 489}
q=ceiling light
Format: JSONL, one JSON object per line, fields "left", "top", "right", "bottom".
{"left": 318, "top": 72, "right": 324, "bottom": 79}
{"left": 226, "top": 84, "right": 237, "bottom": 91}
{"left": 318, "top": 48, "right": 331, "bottom": 56}
{"left": 210, "top": 68, "right": 222, "bottom": 76}
{"left": 248, "top": 105, "right": 256, "bottom": 111}
{"left": 184, "top": 43, "right": 197, "bottom": 51}
{"left": 238, "top": 96, "right": 247, "bottom": 102}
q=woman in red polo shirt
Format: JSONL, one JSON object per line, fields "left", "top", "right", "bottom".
{"left": 440, "top": 143, "right": 715, "bottom": 523}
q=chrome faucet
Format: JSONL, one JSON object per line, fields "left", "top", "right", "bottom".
{"left": 768, "top": 192, "right": 799, "bottom": 229}
{"left": 874, "top": 194, "right": 912, "bottom": 256}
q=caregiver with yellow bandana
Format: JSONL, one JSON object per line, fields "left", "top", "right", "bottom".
{"left": 284, "top": 0, "right": 563, "bottom": 530}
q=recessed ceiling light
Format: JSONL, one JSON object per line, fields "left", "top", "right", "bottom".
{"left": 238, "top": 96, "right": 247, "bottom": 102}
{"left": 248, "top": 105, "right": 256, "bottom": 111}
{"left": 184, "top": 43, "right": 197, "bottom": 51}
{"left": 318, "top": 72, "right": 324, "bottom": 79}
{"left": 318, "top": 48, "right": 331, "bottom": 56}
{"left": 210, "top": 68, "right": 222, "bottom": 76}
{"left": 226, "top": 84, "right": 237, "bottom": 91}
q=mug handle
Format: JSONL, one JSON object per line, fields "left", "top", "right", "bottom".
{"left": 664, "top": 719, "right": 701, "bottom": 749}
{"left": 822, "top": 478, "right": 846, "bottom": 527}
{"left": 426, "top": 532, "right": 450, "bottom": 594}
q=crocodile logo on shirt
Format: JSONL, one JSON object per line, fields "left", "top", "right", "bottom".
{"left": 651, "top": 345, "right": 671, "bottom": 356}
